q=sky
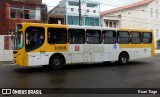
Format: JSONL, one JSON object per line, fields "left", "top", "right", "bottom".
{"left": 42, "top": 0, "right": 142, "bottom": 12}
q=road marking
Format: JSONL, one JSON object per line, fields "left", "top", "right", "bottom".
{"left": 118, "top": 78, "right": 137, "bottom": 83}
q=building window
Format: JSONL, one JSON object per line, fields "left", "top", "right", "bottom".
{"left": 95, "top": 18, "right": 99, "bottom": 26}
{"left": 71, "top": 8, "right": 74, "bottom": 11}
{"left": 105, "top": 21, "right": 118, "bottom": 28}
{"left": 87, "top": 3, "right": 98, "bottom": 8}
{"left": 87, "top": 9, "right": 89, "bottom": 13}
{"left": 156, "top": 9, "right": 159, "bottom": 18}
{"left": 113, "top": 22, "right": 117, "bottom": 28}
{"left": 10, "top": 7, "right": 39, "bottom": 20}
{"left": 85, "top": 17, "right": 99, "bottom": 26}
{"left": 103, "top": 30, "right": 116, "bottom": 44}
{"left": 109, "top": 22, "right": 112, "bottom": 28}
{"left": 93, "top": 10, "right": 96, "bottom": 13}
{"left": 156, "top": 29, "right": 159, "bottom": 38}
{"left": 68, "top": 29, "right": 85, "bottom": 44}
{"left": 17, "top": 9, "right": 24, "bottom": 18}
{"left": 150, "top": 8, "right": 153, "bottom": 17}
{"left": 10, "top": 8, "right": 16, "bottom": 18}
{"left": 68, "top": 16, "right": 79, "bottom": 25}
{"left": 105, "top": 21, "right": 108, "bottom": 27}
{"left": 68, "top": 1, "right": 79, "bottom": 6}
{"left": 118, "top": 31, "right": 130, "bottom": 44}
{"left": 86, "top": 30, "right": 101, "bottom": 44}
{"left": 24, "top": 10, "right": 29, "bottom": 19}
{"left": 130, "top": 32, "right": 141, "bottom": 44}
{"left": 29, "top": 10, "right": 36, "bottom": 20}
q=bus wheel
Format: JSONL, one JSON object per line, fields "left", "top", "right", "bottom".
{"left": 50, "top": 55, "right": 64, "bottom": 69}
{"left": 118, "top": 53, "right": 129, "bottom": 64}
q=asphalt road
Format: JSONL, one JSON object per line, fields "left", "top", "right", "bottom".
{"left": 0, "top": 54, "right": 160, "bottom": 97}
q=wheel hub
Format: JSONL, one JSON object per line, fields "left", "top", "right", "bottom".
{"left": 53, "top": 59, "right": 60, "bottom": 66}
{"left": 122, "top": 57, "right": 127, "bottom": 63}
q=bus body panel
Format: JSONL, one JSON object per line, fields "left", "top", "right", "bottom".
{"left": 13, "top": 23, "right": 155, "bottom": 67}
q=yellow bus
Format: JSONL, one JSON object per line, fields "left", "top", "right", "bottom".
{"left": 13, "top": 23, "right": 155, "bottom": 69}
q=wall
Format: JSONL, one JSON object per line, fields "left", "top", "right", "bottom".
{"left": 102, "top": 5, "right": 149, "bottom": 29}
{"left": 66, "top": 0, "right": 100, "bottom": 16}
{"left": 148, "top": 0, "right": 160, "bottom": 49}
{"left": 0, "top": 1, "right": 8, "bottom": 35}
{"left": 65, "top": 0, "right": 100, "bottom": 26}
{"left": 0, "top": 35, "right": 13, "bottom": 61}
{"left": 0, "top": 0, "right": 46, "bottom": 35}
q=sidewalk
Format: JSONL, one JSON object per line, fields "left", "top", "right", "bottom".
{"left": 0, "top": 61, "right": 13, "bottom": 65}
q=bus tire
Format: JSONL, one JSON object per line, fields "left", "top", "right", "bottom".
{"left": 118, "top": 53, "right": 129, "bottom": 64}
{"left": 49, "top": 55, "right": 64, "bottom": 70}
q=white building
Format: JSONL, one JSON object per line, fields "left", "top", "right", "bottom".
{"left": 101, "top": 0, "right": 160, "bottom": 49}
{"left": 48, "top": 0, "right": 101, "bottom": 26}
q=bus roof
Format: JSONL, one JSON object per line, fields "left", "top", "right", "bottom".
{"left": 18, "top": 23, "right": 153, "bottom": 32}
{"left": 68, "top": 25, "right": 118, "bottom": 30}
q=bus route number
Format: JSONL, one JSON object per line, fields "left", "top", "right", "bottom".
{"left": 54, "top": 46, "right": 67, "bottom": 50}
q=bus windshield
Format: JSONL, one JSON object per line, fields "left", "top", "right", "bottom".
{"left": 25, "top": 27, "right": 45, "bottom": 52}
{"left": 14, "top": 31, "right": 23, "bottom": 50}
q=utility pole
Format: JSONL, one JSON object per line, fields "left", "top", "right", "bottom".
{"left": 79, "top": 0, "right": 81, "bottom": 26}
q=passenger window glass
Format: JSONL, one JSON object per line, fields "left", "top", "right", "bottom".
{"left": 25, "top": 27, "right": 45, "bottom": 52}
{"left": 142, "top": 32, "right": 152, "bottom": 44}
{"left": 118, "top": 31, "right": 130, "bottom": 44}
{"left": 103, "top": 30, "right": 116, "bottom": 44}
{"left": 86, "top": 30, "right": 101, "bottom": 44}
{"left": 68, "top": 29, "right": 85, "bottom": 44}
{"left": 48, "top": 28, "right": 67, "bottom": 44}
{"left": 130, "top": 32, "right": 141, "bottom": 44}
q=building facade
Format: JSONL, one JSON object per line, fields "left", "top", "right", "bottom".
{"left": 48, "top": 0, "right": 100, "bottom": 26}
{"left": 101, "top": 0, "right": 160, "bottom": 49}
{"left": 0, "top": 0, "right": 47, "bottom": 61}
{"left": 0, "top": 0, "right": 47, "bottom": 35}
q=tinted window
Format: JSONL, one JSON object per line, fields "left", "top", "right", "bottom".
{"left": 68, "top": 29, "right": 85, "bottom": 44}
{"left": 103, "top": 30, "right": 116, "bottom": 44}
{"left": 142, "top": 32, "right": 152, "bottom": 44}
{"left": 14, "top": 31, "right": 23, "bottom": 50}
{"left": 48, "top": 28, "right": 67, "bottom": 44}
{"left": 68, "top": 1, "right": 79, "bottom": 6}
{"left": 86, "top": 30, "right": 101, "bottom": 44}
{"left": 130, "top": 32, "right": 141, "bottom": 44}
{"left": 118, "top": 31, "right": 129, "bottom": 44}
{"left": 25, "top": 27, "right": 45, "bottom": 52}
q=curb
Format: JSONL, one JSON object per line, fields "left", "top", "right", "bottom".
{"left": 0, "top": 61, "right": 13, "bottom": 65}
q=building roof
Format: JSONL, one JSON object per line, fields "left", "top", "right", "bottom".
{"left": 101, "top": 0, "right": 153, "bottom": 15}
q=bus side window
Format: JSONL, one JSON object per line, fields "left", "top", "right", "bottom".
{"left": 102, "top": 30, "right": 116, "bottom": 44}
{"left": 25, "top": 27, "right": 45, "bottom": 52}
{"left": 130, "top": 32, "right": 141, "bottom": 44}
{"left": 68, "top": 29, "right": 85, "bottom": 44}
{"left": 118, "top": 31, "right": 130, "bottom": 44}
{"left": 48, "top": 28, "right": 67, "bottom": 44}
{"left": 86, "top": 30, "right": 101, "bottom": 44}
{"left": 142, "top": 32, "right": 152, "bottom": 44}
